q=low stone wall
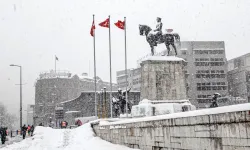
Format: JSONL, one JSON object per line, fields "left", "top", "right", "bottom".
{"left": 92, "top": 109, "right": 250, "bottom": 150}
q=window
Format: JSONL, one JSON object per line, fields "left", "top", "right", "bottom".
{"left": 195, "top": 70, "right": 226, "bottom": 78}
{"left": 197, "top": 82, "right": 227, "bottom": 91}
{"left": 181, "top": 50, "right": 187, "bottom": 55}
{"left": 195, "top": 57, "right": 225, "bottom": 66}
{"left": 194, "top": 50, "right": 224, "bottom": 55}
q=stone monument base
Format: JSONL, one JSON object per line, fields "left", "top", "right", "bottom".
{"left": 140, "top": 56, "right": 187, "bottom": 101}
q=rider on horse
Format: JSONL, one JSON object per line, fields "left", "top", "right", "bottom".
{"left": 153, "top": 17, "right": 163, "bottom": 46}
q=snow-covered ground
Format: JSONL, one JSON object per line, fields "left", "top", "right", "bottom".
{"left": 1, "top": 123, "right": 138, "bottom": 150}
{"left": 0, "top": 135, "right": 23, "bottom": 149}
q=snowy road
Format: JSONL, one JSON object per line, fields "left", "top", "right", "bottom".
{"left": 1, "top": 123, "right": 137, "bottom": 150}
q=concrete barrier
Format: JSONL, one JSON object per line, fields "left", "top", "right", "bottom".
{"left": 92, "top": 104, "right": 250, "bottom": 150}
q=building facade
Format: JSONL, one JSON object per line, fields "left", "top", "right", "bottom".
{"left": 61, "top": 91, "right": 140, "bottom": 121}
{"left": 117, "top": 68, "right": 141, "bottom": 91}
{"left": 227, "top": 53, "right": 250, "bottom": 102}
{"left": 34, "top": 70, "right": 117, "bottom": 126}
{"left": 117, "top": 41, "right": 228, "bottom": 109}
{"left": 27, "top": 104, "right": 34, "bottom": 125}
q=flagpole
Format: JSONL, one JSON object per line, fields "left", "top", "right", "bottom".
{"left": 93, "top": 14, "right": 97, "bottom": 117}
{"left": 108, "top": 15, "right": 113, "bottom": 118}
{"left": 124, "top": 17, "right": 128, "bottom": 118}
{"left": 55, "top": 55, "right": 56, "bottom": 73}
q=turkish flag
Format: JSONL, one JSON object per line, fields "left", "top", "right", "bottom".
{"left": 90, "top": 20, "right": 95, "bottom": 36}
{"left": 114, "top": 20, "right": 125, "bottom": 30}
{"left": 99, "top": 18, "right": 109, "bottom": 28}
{"left": 166, "top": 29, "right": 173, "bottom": 33}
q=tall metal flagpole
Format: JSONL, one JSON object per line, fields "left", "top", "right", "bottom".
{"left": 55, "top": 56, "right": 57, "bottom": 73}
{"left": 108, "top": 15, "right": 113, "bottom": 118}
{"left": 20, "top": 66, "right": 23, "bottom": 129}
{"left": 93, "top": 14, "right": 97, "bottom": 117}
{"left": 124, "top": 17, "right": 128, "bottom": 117}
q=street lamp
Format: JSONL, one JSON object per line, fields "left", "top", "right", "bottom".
{"left": 10, "top": 64, "right": 22, "bottom": 130}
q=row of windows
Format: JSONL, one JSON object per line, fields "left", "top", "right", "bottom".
{"left": 194, "top": 50, "right": 224, "bottom": 55}
{"left": 196, "top": 74, "right": 226, "bottom": 78}
{"left": 196, "top": 70, "right": 225, "bottom": 74}
{"left": 197, "top": 95, "right": 212, "bottom": 98}
{"left": 197, "top": 82, "right": 226, "bottom": 86}
{"left": 211, "top": 58, "right": 224, "bottom": 61}
{"left": 195, "top": 62, "right": 225, "bottom": 66}
{"left": 197, "top": 86, "right": 227, "bottom": 91}
{"left": 195, "top": 58, "right": 224, "bottom": 62}
{"left": 195, "top": 58, "right": 209, "bottom": 61}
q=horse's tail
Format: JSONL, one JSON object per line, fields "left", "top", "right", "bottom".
{"left": 173, "top": 33, "right": 181, "bottom": 46}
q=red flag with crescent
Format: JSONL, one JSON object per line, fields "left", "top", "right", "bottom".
{"left": 114, "top": 20, "right": 125, "bottom": 30}
{"left": 166, "top": 29, "right": 173, "bottom": 33}
{"left": 99, "top": 18, "right": 109, "bottom": 28}
{"left": 90, "top": 20, "right": 95, "bottom": 36}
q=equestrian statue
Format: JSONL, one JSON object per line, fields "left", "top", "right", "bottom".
{"left": 139, "top": 17, "right": 180, "bottom": 56}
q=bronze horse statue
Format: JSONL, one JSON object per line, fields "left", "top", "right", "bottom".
{"left": 139, "top": 24, "right": 180, "bottom": 56}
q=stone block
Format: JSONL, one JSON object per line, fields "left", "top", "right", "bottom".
{"left": 195, "top": 131, "right": 211, "bottom": 137}
{"left": 175, "top": 117, "right": 192, "bottom": 126}
{"left": 154, "top": 127, "right": 164, "bottom": 137}
{"left": 163, "top": 127, "right": 171, "bottom": 146}
{"left": 169, "top": 141, "right": 182, "bottom": 149}
{"left": 222, "top": 145, "right": 250, "bottom": 150}
{"left": 222, "top": 138, "right": 250, "bottom": 147}
{"left": 154, "top": 136, "right": 164, "bottom": 142}
{"left": 195, "top": 125, "right": 210, "bottom": 132}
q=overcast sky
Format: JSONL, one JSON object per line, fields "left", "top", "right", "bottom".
{"left": 0, "top": 0, "right": 250, "bottom": 119}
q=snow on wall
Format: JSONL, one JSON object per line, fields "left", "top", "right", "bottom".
{"left": 142, "top": 56, "right": 185, "bottom": 62}
{"left": 101, "top": 103, "right": 250, "bottom": 125}
{"left": 93, "top": 105, "right": 250, "bottom": 150}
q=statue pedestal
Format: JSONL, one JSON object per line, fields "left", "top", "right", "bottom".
{"left": 140, "top": 56, "right": 187, "bottom": 100}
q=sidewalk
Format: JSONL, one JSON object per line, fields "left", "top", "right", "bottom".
{"left": 0, "top": 135, "right": 23, "bottom": 148}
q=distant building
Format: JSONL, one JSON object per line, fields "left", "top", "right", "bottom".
{"left": 60, "top": 91, "right": 140, "bottom": 124}
{"left": 117, "top": 41, "right": 228, "bottom": 109}
{"left": 117, "top": 68, "right": 141, "bottom": 91}
{"left": 27, "top": 104, "right": 34, "bottom": 125}
{"left": 227, "top": 53, "right": 250, "bottom": 102}
{"left": 34, "top": 70, "right": 117, "bottom": 126}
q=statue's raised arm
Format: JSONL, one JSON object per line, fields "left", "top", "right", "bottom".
{"left": 124, "top": 87, "right": 132, "bottom": 95}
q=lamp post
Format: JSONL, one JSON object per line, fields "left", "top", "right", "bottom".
{"left": 10, "top": 64, "right": 22, "bottom": 129}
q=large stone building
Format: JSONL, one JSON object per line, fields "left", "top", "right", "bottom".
{"left": 34, "top": 70, "right": 117, "bottom": 126}
{"left": 227, "top": 53, "right": 250, "bottom": 102}
{"left": 117, "top": 41, "right": 228, "bottom": 108}
{"left": 60, "top": 91, "right": 140, "bottom": 120}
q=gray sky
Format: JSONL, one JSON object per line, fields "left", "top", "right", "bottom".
{"left": 0, "top": 0, "right": 250, "bottom": 118}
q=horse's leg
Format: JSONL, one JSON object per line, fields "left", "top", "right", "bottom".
{"left": 165, "top": 43, "right": 170, "bottom": 56}
{"left": 167, "top": 46, "right": 170, "bottom": 56}
{"left": 151, "top": 45, "right": 154, "bottom": 56}
{"left": 171, "top": 43, "right": 177, "bottom": 56}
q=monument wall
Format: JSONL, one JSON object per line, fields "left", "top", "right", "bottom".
{"left": 92, "top": 104, "right": 250, "bottom": 150}
{"left": 140, "top": 56, "right": 187, "bottom": 100}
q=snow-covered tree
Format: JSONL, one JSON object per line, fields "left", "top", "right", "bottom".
{"left": 0, "top": 102, "right": 17, "bottom": 130}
